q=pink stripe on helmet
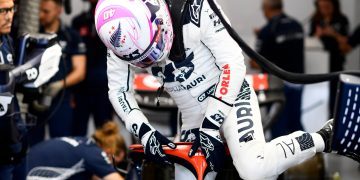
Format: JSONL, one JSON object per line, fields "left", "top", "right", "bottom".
{"left": 148, "top": 18, "right": 154, "bottom": 42}
{"left": 96, "top": 5, "right": 136, "bottom": 31}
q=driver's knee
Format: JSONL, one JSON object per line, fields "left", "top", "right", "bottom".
{"left": 231, "top": 141, "right": 277, "bottom": 180}
{"left": 233, "top": 158, "right": 275, "bottom": 180}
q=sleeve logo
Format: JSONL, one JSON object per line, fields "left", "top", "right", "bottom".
{"left": 219, "top": 64, "right": 230, "bottom": 98}
{"left": 190, "top": 0, "right": 204, "bottom": 27}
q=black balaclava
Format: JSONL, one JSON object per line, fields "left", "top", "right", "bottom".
{"left": 165, "top": 0, "right": 188, "bottom": 62}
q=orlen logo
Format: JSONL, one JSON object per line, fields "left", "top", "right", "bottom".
{"left": 103, "top": 9, "right": 115, "bottom": 20}
{"left": 219, "top": 64, "right": 230, "bottom": 98}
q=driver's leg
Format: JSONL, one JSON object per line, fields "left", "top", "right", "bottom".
{"left": 222, "top": 83, "right": 325, "bottom": 180}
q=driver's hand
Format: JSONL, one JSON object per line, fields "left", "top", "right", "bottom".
{"left": 188, "top": 98, "right": 229, "bottom": 172}
{"left": 139, "top": 123, "right": 176, "bottom": 165}
{"left": 188, "top": 128, "right": 225, "bottom": 172}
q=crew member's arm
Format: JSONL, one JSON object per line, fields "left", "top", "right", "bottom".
{"left": 103, "top": 173, "right": 124, "bottom": 180}
{"left": 92, "top": 173, "right": 124, "bottom": 180}
{"left": 45, "top": 32, "right": 86, "bottom": 96}
{"left": 200, "top": 0, "right": 246, "bottom": 122}
{"left": 82, "top": 143, "right": 124, "bottom": 180}
{"left": 63, "top": 54, "right": 86, "bottom": 87}
{"left": 61, "top": 31, "right": 87, "bottom": 87}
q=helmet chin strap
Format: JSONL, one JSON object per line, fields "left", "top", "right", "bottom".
{"left": 207, "top": 0, "right": 360, "bottom": 84}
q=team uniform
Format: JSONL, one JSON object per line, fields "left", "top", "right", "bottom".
{"left": 0, "top": 34, "right": 28, "bottom": 180}
{"left": 27, "top": 137, "right": 116, "bottom": 180}
{"left": 107, "top": 1, "right": 324, "bottom": 179}
{"left": 0, "top": 35, "right": 14, "bottom": 65}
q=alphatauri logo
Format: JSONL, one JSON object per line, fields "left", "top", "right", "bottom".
{"left": 190, "top": 0, "right": 204, "bottom": 27}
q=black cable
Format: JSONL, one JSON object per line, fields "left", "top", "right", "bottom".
{"left": 207, "top": 0, "right": 360, "bottom": 84}
{"left": 38, "top": 64, "right": 67, "bottom": 128}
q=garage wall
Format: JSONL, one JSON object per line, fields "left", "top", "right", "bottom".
{"left": 60, "top": 0, "right": 90, "bottom": 25}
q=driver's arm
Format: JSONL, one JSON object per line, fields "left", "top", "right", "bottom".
{"left": 107, "top": 49, "right": 149, "bottom": 137}
{"left": 200, "top": 1, "right": 246, "bottom": 120}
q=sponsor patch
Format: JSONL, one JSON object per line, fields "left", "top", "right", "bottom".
{"left": 166, "top": 75, "right": 207, "bottom": 92}
{"left": 175, "top": 65, "right": 194, "bottom": 83}
{"left": 118, "top": 93, "right": 132, "bottom": 113}
{"left": 198, "top": 84, "right": 216, "bottom": 102}
{"left": 235, "top": 102, "right": 255, "bottom": 142}
{"left": 295, "top": 133, "right": 315, "bottom": 151}
{"left": 236, "top": 80, "right": 251, "bottom": 101}
{"left": 210, "top": 113, "right": 225, "bottom": 124}
{"left": 219, "top": 64, "right": 230, "bottom": 98}
{"left": 131, "top": 124, "right": 139, "bottom": 137}
{"left": 190, "top": 0, "right": 204, "bottom": 27}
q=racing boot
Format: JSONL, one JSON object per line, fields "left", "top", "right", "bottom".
{"left": 316, "top": 119, "right": 334, "bottom": 153}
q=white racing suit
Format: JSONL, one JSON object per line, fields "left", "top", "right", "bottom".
{"left": 107, "top": 0, "right": 325, "bottom": 179}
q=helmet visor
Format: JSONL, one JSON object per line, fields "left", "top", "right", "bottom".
{"left": 123, "top": 19, "right": 167, "bottom": 68}
{"left": 132, "top": 29, "right": 166, "bottom": 68}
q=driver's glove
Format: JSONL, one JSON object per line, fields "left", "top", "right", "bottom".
{"left": 139, "top": 123, "right": 176, "bottom": 165}
{"left": 189, "top": 96, "right": 232, "bottom": 172}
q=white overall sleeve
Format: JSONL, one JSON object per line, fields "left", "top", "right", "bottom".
{"left": 200, "top": 0, "right": 246, "bottom": 121}
{"left": 107, "top": 49, "right": 150, "bottom": 137}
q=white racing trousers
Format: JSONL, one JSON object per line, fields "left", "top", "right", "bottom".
{"left": 176, "top": 86, "right": 324, "bottom": 180}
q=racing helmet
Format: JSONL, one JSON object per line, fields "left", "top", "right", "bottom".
{"left": 95, "top": 0, "right": 173, "bottom": 68}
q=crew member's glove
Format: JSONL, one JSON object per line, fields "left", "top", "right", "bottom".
{"left": 188, "top": 96, "right": 232, "bottom": 172}
{"left": 44, "top": 81, "right": 64, "bottom": 97}
{"left": 139, "top": 123, "right": 176, "bottom": 165}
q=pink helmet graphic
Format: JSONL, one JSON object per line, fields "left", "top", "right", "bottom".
{"left": 95, "top": 0, "right": 173, "bottom": 68}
